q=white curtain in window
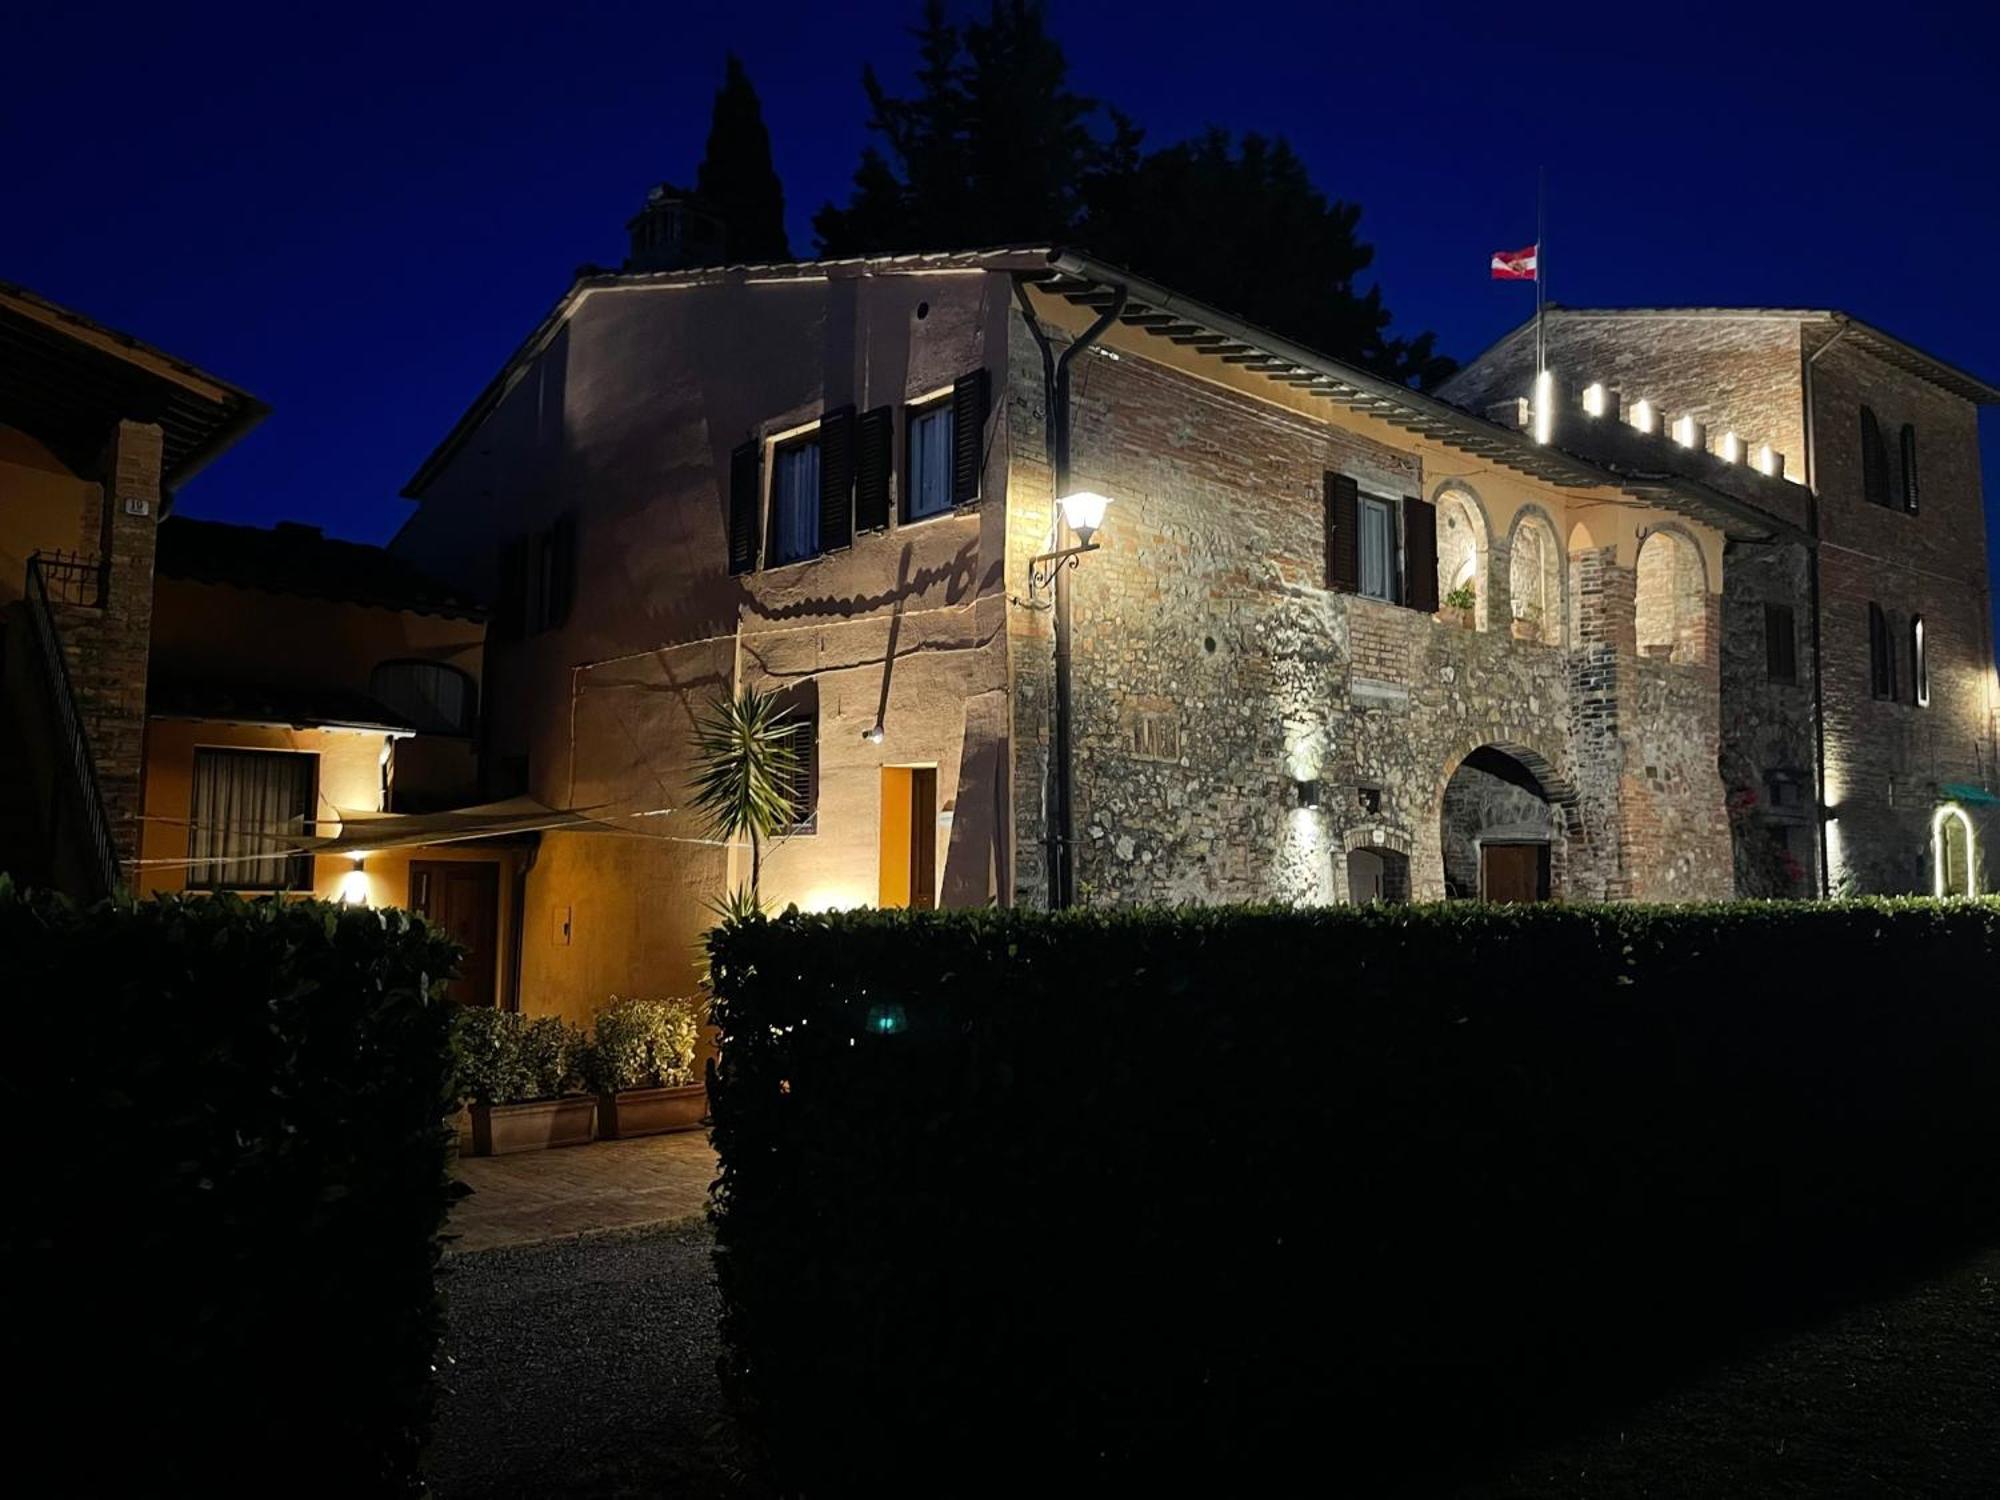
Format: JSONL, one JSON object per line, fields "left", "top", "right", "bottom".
{"left": 188, "top": 749, "right": 315, "bottom": 890}
{"left": 906, "top": 406, "right": 954, "bottom": 519}
{"left": 772, "top": 442, "right": 821, "bottom": 563}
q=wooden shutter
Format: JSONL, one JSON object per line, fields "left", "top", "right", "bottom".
{"left": 494, "top": 537, "right": 527, "bottom": 640}
{"left": 951, "top": 368, "right": 989, "bottom": 505}
{"left": 1764, "top": 602, "right": 1796, "bottom": 683}
{"left": 1402, "top": 494, "right": 1438, "bottom": 612}
{"left": 855, "top": 406, "right": 893, "bottom": 532}
{"left": 1867, "top": 601, "right": 1889, "bottom": 697}
{"left": 1324, "top": 473, "right": 1359, "bottom": 593}
{"left": 1859, "top": 407, "right": 1889, "bottom": 509}
{"left": 544, "top": 511, "right": 578, "bottom": 629}
{"left": 727, "top": 439, "right": 760, "bottom": 575}
{"left": 818, "top": 406, "right": 856, "bottom": 552}
{"left": 1900, "top": 424, "right": 1920, "bottom": 514}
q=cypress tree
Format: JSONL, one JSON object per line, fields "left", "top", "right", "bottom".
{"left": 696, "top": 54, "right": 790, "bottom": 263}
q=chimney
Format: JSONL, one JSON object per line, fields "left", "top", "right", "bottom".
{"left": 623, "top": 183, "right": 728, "bottom": 273}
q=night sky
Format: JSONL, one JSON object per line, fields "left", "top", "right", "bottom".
{"left": 9, "top": 2, "right": 1999, "bottom": 578}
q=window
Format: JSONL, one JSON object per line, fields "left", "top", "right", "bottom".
{"left": 777, "top": 712, "right": 817, "bottom": 833}
{"left": 371, "top": 660, "right": 476, "bottom": 735}
{"left": 1357, "top": 496, "right": 1398, "bottom": 602}
{"left": 1764, "top": 602, "right": 1797, "bottom": 684}
{"left": 187, "top": 748, "right": 316, "bottom": 891}
{"left": 1900, "top": 424, "right": 1920, "bottom": 514}
{"left": 1934, "top": 805, "right": 1975, "bottom": 897}
{"left": 1859, "top": 406, "right": 1892, "bottom": 509}
{"left": 768, "top": 437, "right": 822, "bottom": 565}
{"left": 1867, "top": 601, "right": 1896, "bottom": 699}
{"left": 1912, "top": 615, "right": 1928, "bottom": 706}
{"left": 497, "top": 512, "right": 577, "bottom": 638}
{"left": 904, "top": 401, "right": 955, "bottom": 521}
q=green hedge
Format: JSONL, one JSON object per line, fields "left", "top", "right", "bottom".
{"left": 707, "top": 899, "right": 2000, "bottom": 1491}
{"left": 0, "top": 881, "right": 463, "bottom": 1494}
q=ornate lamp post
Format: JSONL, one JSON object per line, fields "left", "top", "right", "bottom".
{"left": 1029, "top": 489, "right": 1115, "bottom": 910}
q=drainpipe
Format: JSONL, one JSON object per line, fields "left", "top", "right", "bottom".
{"left": 1803, "top": 325, "right": 1851, "bottom": 898}
{"left": 1012, "top": 275, "right": 1128, "bottom": 909}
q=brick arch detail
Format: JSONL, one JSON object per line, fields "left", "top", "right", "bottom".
{"left": 1438, "top": 738, "right": 1584, "bottom": 841}
{"left": 1341, "top": 825, "right": 1414, "bottom": 855}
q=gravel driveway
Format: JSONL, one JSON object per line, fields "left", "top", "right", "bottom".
{"left": 426, "top": 1221, "right": 757, "bottom": 1498}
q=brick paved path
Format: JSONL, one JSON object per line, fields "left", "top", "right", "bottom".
{"left": 447, "top": 1131, "right": 716, "bottom": 1254}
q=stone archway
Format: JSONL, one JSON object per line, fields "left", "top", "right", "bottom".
{"left": 1342, "top": 827, "right": 1412, "bottom": 904}
{"left": 1438, "top": 743, "right": 1575, "bottom": 901}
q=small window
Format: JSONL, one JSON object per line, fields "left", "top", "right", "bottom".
{"left": 1900, "top": 424, "right": 1920, "bottom": 515}
{"left": 1859, "top": 406, "right": 1891, "bottom": 509}
{"left": 1934, "top": 805, "right": 1974, "bottom": 897}
{"left": 371, "top": 660, "right": 477, "bottom": 735}
{"left": 904, "top": 401, "right": 955, "bottom": 521}
{"left": 1764, "top": 602, "right": 1797, "bottom": 684}
{"left": 1765, "top": 770, "right": 1807, "bottom": 811}
{"left": 1912, "top": 615, "right": 1928, "bottom": 707}
{"left": 778, "top": 712, "right": 818, "bottom": 833}
{"left": 1867, "top": 601, "right": 1896, "bottom": 700}
{"left": 1357, "top": 496, "right": 1398, "bottom": 602}
{"left": 768, "top": 437, "right": 822, "bottom": 565}
{"left": 501, "top": 513, "right": 577, "bottom": 636}
{"left": 187, "top": 748, "right": 317, "bottom": 891}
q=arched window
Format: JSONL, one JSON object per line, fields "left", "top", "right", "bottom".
{"left": 370, "top": 660, "right": 477, "bottom": 735}
{"left": 1899, "top": 423, "right": 1920, "bottom": 514}
{"left": 1858, "top": 406, "right": 1891, "bottom": 509}
{"left": 1635, "top": 530, "right": 1707, "bottom": 664}
{"left": 1933, "top": 805, "right": 1974, "bottom": 897}
{"left": 1911, "top": 615, "right": 1928, "bottom": 707}
{"left": 1507, "top": 514, "right": 1563, "bottom": 645}
{"left": 1433, "top": 489, "right": 1484, "bottom": 625}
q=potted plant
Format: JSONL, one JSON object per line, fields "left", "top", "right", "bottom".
{"left": 1511, "top": 601, "right": 1543, "bottom": 642}
{"left": 1440, "top": 583, "right": 1476, "bottom": 629}
{"left": 454, "top": 1009, "right": 596, "bottom": 1155}
{"left": 585, "top": 995, "right": 709, "bottom": 1138}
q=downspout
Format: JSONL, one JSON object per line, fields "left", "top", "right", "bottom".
{"left": 1011, "top": 274, "right": 1129, "bottom": 908}
{"left": 1803, "top": 325, "right": 1851, "bottom": 898}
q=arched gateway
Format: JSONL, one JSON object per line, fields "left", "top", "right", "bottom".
{"left": 1440, "top": 744, "right": 1574, "bottom": 901}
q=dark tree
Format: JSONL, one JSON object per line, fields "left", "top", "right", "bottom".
{"left": 697, "top": 54, "right": 790, "bottom": 263}
{"left": 815, "top": 2, "right": 1456, "bottom": 390}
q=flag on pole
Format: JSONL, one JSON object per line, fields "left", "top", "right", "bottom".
{"left": 1491, "top": 244, "right": 1539, "bottom": 281}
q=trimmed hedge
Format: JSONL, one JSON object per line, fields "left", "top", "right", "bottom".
{"left": 708, "top": 899, "right": 2000, "bottom": 1491}
{"left": 0, "top": 882, "right": 463, "bottom": 1494}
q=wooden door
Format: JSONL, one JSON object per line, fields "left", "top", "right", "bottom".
{"left": 877, "top": 767, "right": 938, "bottom": 909}
{"left": 1480, "top": 842, "right": 1548, "bottom": 904}
{"left": 410, "top": 860, "right": 500, "bottom": 1005}
{"left": 908, "top": 767, "right": 937, "bottom": 910}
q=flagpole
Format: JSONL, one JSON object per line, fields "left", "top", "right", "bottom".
{"left": 1535, "top": 164, "right": 1547, "bottom": 375}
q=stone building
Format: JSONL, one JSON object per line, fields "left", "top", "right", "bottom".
{"left": 396, "top": 237, "right": 1794, "bottom": 1013}
{"left": 1442, "top": 310, "right": 1999, "bottom": 897}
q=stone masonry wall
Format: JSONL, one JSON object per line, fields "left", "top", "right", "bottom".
{"left": 1006, "top": 309, "right": 1734, "bottom": 907}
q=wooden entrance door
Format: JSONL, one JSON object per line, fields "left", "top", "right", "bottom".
{"left": 1480, "top": 842, "right": 1549, "bottom": 903}
{"left": 410, "top": 861, "right": 500, "bottom": 1005}
{"left": 877, "top": 767, "right": 938, "bottom": 909}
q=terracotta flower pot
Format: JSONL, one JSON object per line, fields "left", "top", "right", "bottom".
{"left": 1438, "top": 606, "right": 1473, "bottom": 630}
{"left": 1511, "top": 618, "right": 1540, "bottom": 642}
{"left": 597, "top": 1082, "right": 708, "bottom": 1139}
{"left": 469, "top": 1095, "right": 597, "bottom": 1156}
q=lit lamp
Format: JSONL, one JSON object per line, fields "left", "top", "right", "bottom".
{"left": 1057, "top": 490, "right": 1113, "bottom": 546}
{"left": 338, "top": 856, "right": 371, "bottom": 906}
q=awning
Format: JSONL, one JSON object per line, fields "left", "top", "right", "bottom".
{"left": 1940, "top": 783, "right": 1998, "bottom": 806}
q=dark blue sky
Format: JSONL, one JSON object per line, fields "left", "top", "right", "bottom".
{"left": 8, "top": 2, "right": 1998, "bottom": 556}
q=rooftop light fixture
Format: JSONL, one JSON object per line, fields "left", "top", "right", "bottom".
{"left": 1531, "top": 370, "right": 1554, "bottom": 445}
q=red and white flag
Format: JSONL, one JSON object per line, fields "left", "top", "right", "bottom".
{"left": 1491, "top": 244, "right": 1539, "bottom": 281}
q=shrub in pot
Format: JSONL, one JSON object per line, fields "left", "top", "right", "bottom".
{"left": 453, "top": 1009, "right": 595, "bottom": 1154}
{"left": 585, "top": 995, "right": 709, "bottom": 1137}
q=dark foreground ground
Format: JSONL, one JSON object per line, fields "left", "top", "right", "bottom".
{"left": 429, "top": 1224, "right": 2000, "bottom": 1498}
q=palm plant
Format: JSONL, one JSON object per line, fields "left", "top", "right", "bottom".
{"left": 689, "top": 687, "right": 802, "bottom": 903}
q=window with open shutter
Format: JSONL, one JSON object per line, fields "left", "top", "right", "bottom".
{"left": 1900, "top": 424, "right": 1920, "bottom": 514}
{"left": 1912, "top": 614, "right": 1928, "bottom": 706}
{"left": 1868, "top": 601, "right": 1893, "bottom": 699}
{"left": 1764, "top": 602, "right": 1797, "bottom": 684}
{"left": 855, "top": 407, "right": 893, "bottom": 532}
{"left": 1859, "top": 406, "right": 1891, "bottom": 509}
{"left": 728, "top": 440, "right": 760, "bottom": 574}
{"left": 950, "top": 368, "right": 989, "bottom": 506}
{"left": 1402, "top": 495, "right": 1437, "bottom": 613}
{"left": 1324, "top": 472, "right": 1359, "bottom": 593}
{"left": 818, "top": 407, "right": 856, "bottom": 552}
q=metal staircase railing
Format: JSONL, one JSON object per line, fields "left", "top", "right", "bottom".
{"left": 20, "top": 553, "right": 119, "bottom": 898}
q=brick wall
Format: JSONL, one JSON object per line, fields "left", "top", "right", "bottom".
{"left": 1006, "top": 307, "right": 1734, "bottom": 908}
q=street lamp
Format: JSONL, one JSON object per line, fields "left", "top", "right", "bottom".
{"left": 1028, "top": 491, "right": 1114, "bottom": 598}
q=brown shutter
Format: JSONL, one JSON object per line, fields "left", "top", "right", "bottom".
{"left": 818, "top": 406, "right": 856, "bottom": 552}
{"left": 1402, "top": 494, "right": 1438, "bottom": 612}
{"left": 1900, "top": 423, "right": 1920, "bottom": 514}
{"left": 951, "top": 367, "right": 989, "bottom": 505}
{"left": 728, "top": 439, "right": 760, "bottom": 575}
{"left": 855, "top": 406, "right": 893, "bottom": 532}
{"left": 1859, "top": 407, "right": 1889, "bottom": 509}
{"left": 544, "top": 511, "right": 578, "bottom": 628}
{"left": 1324, "top": 472, "right": 1359, "bottom": 593}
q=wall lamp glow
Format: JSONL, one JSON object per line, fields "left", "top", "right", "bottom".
{"left": 1672, "top": 415, "right": 1704, "bottom": 450}
{"left": 861, "top": 723, "right": 885, "bottom": 745}
{"left": 338, "top": 856, "right": 370, "bottom": 907}
{"left": 1029, "top": 491, "right": 1116, "bottom": 600}
{"left": 1581, "top": 382, "right": 1608, "bottom": 418}
{"left": 1630, "top": 399, "right": 1658, "bottom": 435}
{"left": 1719, "top": 431, "right": 1745, "bottom": 464}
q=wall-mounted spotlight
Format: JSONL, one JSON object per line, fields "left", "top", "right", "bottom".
{"left": 861, "top": 723, "right": 885, "bottom": 745}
